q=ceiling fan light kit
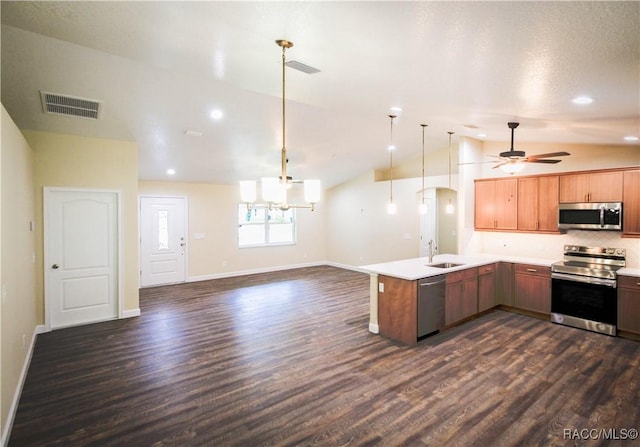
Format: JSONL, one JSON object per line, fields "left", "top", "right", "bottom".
{"left": 240, "top": 39, "right": 321, "bottom": 211}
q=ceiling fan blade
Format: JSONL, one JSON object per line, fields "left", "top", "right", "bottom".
{"left": 526, "top": 151, "right": 571, "bottom": 159}
{"left": 492, "top": 161, "right": 508, "bottom": 169}
{"left": 458, "top": 161, "right": 498, "bottom": 165}
{"left": 527, "top": 159, "right": 562, "bottom": 164}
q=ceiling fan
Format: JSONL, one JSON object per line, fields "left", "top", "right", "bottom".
{"left": 488, "top": 122, "right": 570, "bottom": 173}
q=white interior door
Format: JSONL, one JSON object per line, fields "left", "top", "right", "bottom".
{"left": 46, "top": 189, "right": 119, "bottom": 329}
{"left": 140, "top": 197, "right": 186, "bottom": 287}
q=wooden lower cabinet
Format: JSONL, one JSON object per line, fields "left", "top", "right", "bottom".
{"left": 618, "top": 275, "right": 640, "bottom": 335}
{"left": 378, "top": 275, "right": 417, "bottom": 345}
{"left": 446, "top": 268, "right": 478, "bottom": 325}
{"left": 514, "top": 264, "right": 551, "bottom": 314}
{"left": 478, "top": 263, "right": 496, "bottom": 312}
{"left": 496, "top": 262, "right": 514, "bottom": 306}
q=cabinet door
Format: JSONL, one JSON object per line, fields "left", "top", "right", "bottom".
{"left": 589, "top": 171, "right": 622, "bottom": 202}
{"left": 559, "top": 174, "right": 589, "bottom": 203}
{"left": 623, "top": 170, "right": 640, "bottom": 236}
{"left": 478, "top": 269, "right": 496, "bottom": 312}
{"left": 537, "top": 176, "right": 559, "bottom": 231}
{"left": 445, "top": 281, "right": 464, "bottom": 325}
{"left": 517, "top": 177, "right": 538, "bottom": 230}
{"left": 618, "top": 288, "right": 640, "bottom": 334}
{"left": 514, "top": 272, "right": 550, "bottom": 313}
{"left": 475, "top": 180, "right": 496, "bottom": 229}
{"left": 496, "top": 262, "right": 514, "bottom": 306}
{"left": 495, "top": 178, "right": 517, "bottom": 229}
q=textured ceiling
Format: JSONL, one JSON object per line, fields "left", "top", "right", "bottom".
{"left": 1, "top": 1, "right": 639, "bottom": 187}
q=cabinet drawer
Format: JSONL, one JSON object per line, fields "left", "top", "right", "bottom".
{"left": 446, "top": 267, "right": 478, "bottom": 283}
{"left": 514, "top": 264, "right": 550, "bottom": 277}
{"left": 478, "top": 263, "right": 496, "bottom": 275}
{"left": 619, "top": 275, "right": 640, "bottom": 290}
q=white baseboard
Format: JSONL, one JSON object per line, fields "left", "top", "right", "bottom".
{"left": 122, "top": 308, "right": 141, "bottom": 319}
{"left": 2, "top": 325, "right": 39, "bottom": 447}
{"left": 187, "top": 261, "right": 328, "bottom": 282}
{"left": 369, "top": 322, "right": 380, "bottom": 334}
{"left": 325, "top": 261, "right": 369, "bottom": 274}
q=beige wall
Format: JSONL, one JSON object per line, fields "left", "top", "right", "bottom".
{"left": 24, "top": 130, "right": 140, "bottom": 321}
{"left": 326, "top": 172, "right": 427, "bottom": 266}
{"left": 1, "top": 106, "right": 37, "bottom": 439}
{"left": 138, "top": 181, "right": 327, "bottom": 279}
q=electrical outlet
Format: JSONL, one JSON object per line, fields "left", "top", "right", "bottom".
{"left": 379, "top": 282, "right": 384, "bottom": 293}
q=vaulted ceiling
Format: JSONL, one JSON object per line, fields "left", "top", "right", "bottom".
{"left": 1, "top": 1, "right": 638, "bottom": 188}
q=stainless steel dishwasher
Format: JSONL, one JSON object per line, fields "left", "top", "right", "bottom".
{"left": 418, "top": 274, "right": 446, "bottom": 337}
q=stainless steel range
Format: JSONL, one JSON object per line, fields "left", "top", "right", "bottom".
{"left": 550, "top": 245, "right": 626, "bottom": 336}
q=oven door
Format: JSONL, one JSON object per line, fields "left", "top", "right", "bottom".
{"left": 551, "top": 274, "right": 617, "bottom": 335}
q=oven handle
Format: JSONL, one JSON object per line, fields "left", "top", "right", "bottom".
{"left": 551, "top": 272, "right": 617, "bottom": 288}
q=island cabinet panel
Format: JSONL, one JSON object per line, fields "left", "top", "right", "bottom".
{"left": 618, "top": 275, "right": 640, "bottom": 335}
{"left": 478, "top": 263, "right": 496, "bottom": 312}
{"left": 559, "top": 171, "right": 623, "bottom": 203}
{"left": 496, "top": 262, "right": 514, "bottom": 306}
{"left": 622, "top": 170, "right": 640, "bottom": 237}
{"left": 445, "top": 268, "right": 478, "bottom": 325}
{"left": 513, "top": 264, "right": 551, "bottom": 314}
{"left": 377, "top": 275, "right": 417, "bottom": 345}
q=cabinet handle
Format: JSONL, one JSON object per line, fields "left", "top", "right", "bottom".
{"left": 526, "top": 268, "right": 537, "bottom": 272}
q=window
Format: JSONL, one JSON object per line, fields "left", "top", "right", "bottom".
{"left": 238, "top": 204, "right": 296, "bottom": 247}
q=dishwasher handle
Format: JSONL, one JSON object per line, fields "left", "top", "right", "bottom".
{"left": 419, "top": 277, "right": 446, "bottom": 287}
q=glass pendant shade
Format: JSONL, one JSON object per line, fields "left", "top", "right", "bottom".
{"left": 304, "top": 179, "right": 321, "bottom": 203}
{"left": 240, "top": 180, "right": 257, "bottom": 203}
{"left": 387, "top": 202, "right": 397, "bottom": 215}
{"left": 500, "top": 161, "right": 526, "bottom": 174}
{"left": 418, "top": 202, "right": 427, "bottom": 215}
{"left": 445, "top": 201, "right": 455, "bottom": 214}
{"left": 261, "top": 177, "right": 284, "bottom": 203}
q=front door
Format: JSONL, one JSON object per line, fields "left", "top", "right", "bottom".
{"left": 140, "top": 197, "right": 187, "bottom": 287}
{"left": 45, "top": 189, "right": 119, "bottom": 329}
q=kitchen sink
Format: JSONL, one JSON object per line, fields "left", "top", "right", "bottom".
{"left": 427, "top": 262, "right": 465, "bottom": 269}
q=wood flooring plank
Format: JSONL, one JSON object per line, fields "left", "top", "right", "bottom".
{"left": 8, "top": 266, "right": 640, "bottom": 446}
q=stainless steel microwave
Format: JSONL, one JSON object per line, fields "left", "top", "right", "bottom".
{"left": 558, "top": 202, "right": 622, "bottom": 231}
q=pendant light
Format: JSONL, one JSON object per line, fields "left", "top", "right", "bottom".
{"left": 386, "top": 115, "right": 397, "bottom": 214}
{"left": 418, "top": 124, "right": 428, "bottom": 215}
{"left": 445, "top": 131, "right": 455, "bottom": 214}
{"left": 240, "top": 40, "right": 321, "bottom": 211}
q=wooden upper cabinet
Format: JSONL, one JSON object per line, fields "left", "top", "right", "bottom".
{"left": 494, "top": 179, "right": 518, "bottom": 229}
{"left": 559, "top": 171, "right": 623, "bottom": 203}
{"left": 518, "top": 176, "right": 559, "bottom": 232}
{"left": 475, "top": 179, "right": 517, "bottom": 230}
{"left": 623, "top": 170, "right": 640, "bottom": 237}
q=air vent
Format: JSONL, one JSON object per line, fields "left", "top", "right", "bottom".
{"left": 40, "top": 90, "right": 102, "bottom": 119}
{"left": 285, "top": 60, "right": 321, "bottom": 74}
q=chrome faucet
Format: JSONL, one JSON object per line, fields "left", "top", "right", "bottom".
{"left": 427, "top": 239, "right": 437, "bottom": 264}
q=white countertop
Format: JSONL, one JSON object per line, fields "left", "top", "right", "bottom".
{"left": 361, "top": 253, "right": 640, "bottom": 280}
{"left": 361, "top": 253, "right": 554, "bottom": 281}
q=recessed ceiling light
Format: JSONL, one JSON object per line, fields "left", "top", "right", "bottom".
{"left": 624, "top": 136, "right": 639, "bottom": 141}
{"left": 210, "top": 109, "right": 224, "bottom": 120}
{"left": 184, "top": 129, "right": 203, "bottom": 137}
{"left": 477, "top": 133, "right": 487, "bottom": 138}
{"left": 572, "top": 96, "right": 593, "bottom": 105}
{"left": 166, "top": 168, "right": 176, "bottom": 176}
{"left": 390, "top": 106, "right": 402, "bottom": 113}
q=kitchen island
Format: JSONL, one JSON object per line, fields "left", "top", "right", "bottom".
{"left": 361, "top": 254, "right": 553, "bottom": 345}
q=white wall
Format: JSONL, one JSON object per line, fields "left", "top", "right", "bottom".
{"left": 139, "top": 181, "right": 327, "bottom": 279}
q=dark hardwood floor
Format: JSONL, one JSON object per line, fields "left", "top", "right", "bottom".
{"left": 9, "top": 266, "right": 640, "bottom": 446}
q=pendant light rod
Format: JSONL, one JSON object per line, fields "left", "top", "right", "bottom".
{"left": 389, "top": 115, "right": 396, "bottom": 204}
{"left": 421, "top": 124, "right": 428, "bottom": 202}
{"left": 239, "top": 39, "right": 321, "bottom": 212}
{"left": 447, "top": 131, "right": 454, "bottom": 190}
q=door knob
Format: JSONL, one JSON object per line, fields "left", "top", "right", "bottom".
{"left": 52, "top": 264, "right": 59, "bottom": 269}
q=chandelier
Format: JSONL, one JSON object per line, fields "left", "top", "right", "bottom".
{"left": 240, "top": 40, "right": 321, "bottom": 211}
